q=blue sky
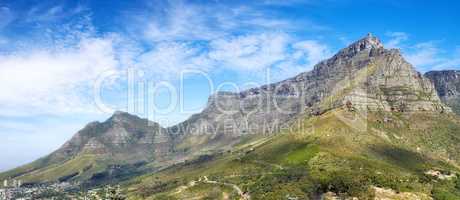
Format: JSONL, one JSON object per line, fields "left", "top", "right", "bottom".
{"left": 0, "top": 0, "right": 459, "bottom": 171}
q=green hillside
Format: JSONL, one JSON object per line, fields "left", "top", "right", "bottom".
{"left": 124, "top": 109, "right": 460, "bottom": 199}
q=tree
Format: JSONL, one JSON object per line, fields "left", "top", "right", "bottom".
{"left": 105, "top": 185, "right": 126, "bottom": 200}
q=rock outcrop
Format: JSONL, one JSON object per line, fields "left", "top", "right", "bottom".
{"left": 425, "top": 70, "right": 460, "bottom": 115}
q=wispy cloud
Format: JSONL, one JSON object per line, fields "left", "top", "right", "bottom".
{"left": 404, "top": 41, "right": 459, "bottom": 72}
{"left": 261, "top": 0, "right": 316, "bottom": 6}
{"left": 137, "top": 42, "right": 214, "bottom": 77}
{"left": 136, "top": 31, "right": 331, "bottom": 78}
{"left": 25, "top": 3, "right": 87, "bottom": 23}
{"left": 273, "top": 39, "right": 332, "bottom": 79}
{"left": 385, "top": 31, "right": 408, "bottom": 49}
{"left": 386, "top": 31, "right": 459, "bottom": 72}
{"left": 137, "top": 1, "right": 322, "bottom": 43}
{"left": 208, "top": 33, "right": 289, "bottom": 71}
{"left": 292, "top": 40, "right": 331, "bottom": 65}
{"left": 0, "top": 21, "right": 121, "bottom": 116}
{"left": 142, "top": 2, "right": 225, "bottom": 41}
{"left": 429, "top": 47, "right": 460, "bottom": 70}
{"left": 405, "top": 42, "right": 443, "bottom": 69}
{"left": 0, "top": 6, "right": 14, "bottom": 29}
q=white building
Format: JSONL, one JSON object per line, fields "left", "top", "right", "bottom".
{"left": 2, "top": 180, "right": 7, "bottom": 188}
{"left": 0, "top": 189, "right": 5, "bottom": 200}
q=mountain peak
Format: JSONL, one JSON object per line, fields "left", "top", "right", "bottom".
{"left": 112, "top": 110, "right": 130, "bottom": 117}
{"left": 109, "top": 111, "right": 140, "bottom": 123}
{"left": 332, "top": 33, "right": 384, "bottom": 60}
{"left": 350, "top": 33, "right": 384, "bottom": 50}
{"left": 362, "top": 33, "right": 383, "bottom": 47}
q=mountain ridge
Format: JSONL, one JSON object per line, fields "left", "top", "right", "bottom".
{"left": 168, "top": 33, "right": 450, "bottom": 154}
{"left": 1, "top": 34, "right": 457, "bottom": 190}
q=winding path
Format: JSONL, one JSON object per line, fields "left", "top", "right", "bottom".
{"left": 252, "top": 160, "right": 284, "bottom": 170}
{"left": 202, "top": 176, "right": 250, "bottom": 200}
{"left": 172, "top": 176, "right": 250, "bottom": 200}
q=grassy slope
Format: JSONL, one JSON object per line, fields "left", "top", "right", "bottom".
{"left": 124, "top": 109, "right": 460, "bottom": 200}
{"left": 0, "top": 157, "right": 52, "bottom": 180}
{"left": 0, "top": 153, "right": 120, "bottom": 183}
{"left": 17, "top": 154, "right": 105, "bottom": 182}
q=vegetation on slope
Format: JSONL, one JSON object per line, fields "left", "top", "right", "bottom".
{"left": 123, "top": 109, "right": 460, "bottom": 199}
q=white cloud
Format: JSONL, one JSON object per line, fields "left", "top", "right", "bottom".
{"left": 208, "top": 33, "right": 289, "bottom": 71}
{"left": 292, "top": 40, "right": 331, "bottom": 65}
{"left": 273, "top": 40, "right": 331, "bottom": 79}
{"left": 429, "top": 48, "right": 460, "bottom": 70}
{"left": 383, "top": 32, "right": 459, "bottom": 72}
{"left": 400, "top": 41, "right": 460, "bottom": 72}
{"left": 128, "top": 1, "right": 331, "bottom": 81}
{"left": 385, "top": 32, "right": 408, "bottom": 49}
{"left": 140, "top": 2, "right": 306, "bottom": 43}
{"left": 143, "top": 2, "right": 225, "bottom": 41}
{"left": 0, "top": 35, "right": 119, "bottom": 116}
{"left": 135, "top": 32, "right": 331, "bottom": 81}
{"left": 405, "top": 42, "right": 443, "bottom": 70}
{"left": 137, "top": 42, "right": 213, "bottom": 78}
{"left": 430, "top": 59, "right": 460, "bottom": 71}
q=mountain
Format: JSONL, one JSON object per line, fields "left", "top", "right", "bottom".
{"left": 170, "top": 33, "right": 448, "bottom": 154}
{"left": 2, "top": 34, "right": 460, "bottom": 199}
{"left": 124, "top": 35, "right": 460, "bottom": 199}
{"left": 425, "top": 70, "right": 460, "bottom": 115}
{"left": 0, "top": 111, "right": 176, "bottom": 184}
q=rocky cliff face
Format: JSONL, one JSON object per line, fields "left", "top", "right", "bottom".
{"left": 169, "top": 34, "right": 449, "bottom": 151}
{"left": 339, "top": 47, "right": 446, "bottom": 113}
{"left": 425, "top": 70, "right": 460, "bottom": 115}
{"left": 171, "top": 35, "right": 384, "bottom": 136}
